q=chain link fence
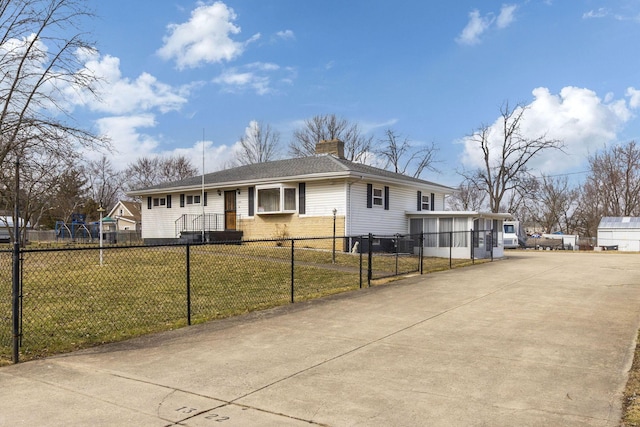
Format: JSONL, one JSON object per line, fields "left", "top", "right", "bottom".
{"left": 1, "top": 230, "right": 494, "bottom": 364}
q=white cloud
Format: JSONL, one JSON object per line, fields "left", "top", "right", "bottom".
{"left": 456, "top": 4, "right": 517, "bottom": 45}
{"left": 77, "top": 54, "right": 190, "bottom": 114}
{"left": 583, "top": 8, "right": 609, "bottom": 19}
{"left": 213, "top": 62, "right": 295, "bottom": 95}
{"left": 456, "top": 10, "right": 493, "bottom": 45}
{"left": 275, "top": 30, "right": 295, "bottom": 40}
{"left": 89, "top": 114, "right": 160, "bottom": 166}
{"left": 168, "top": 140, "right": 237, "bottom": 174}
{"left": 88, "top": 115, "right": 237, "bottom": 173}
{"left": 53, "top": 50, "right": 191, "bottom": 119}
{"left": 360, "top": 118, "right": 399, "bottom": 134}
{"left": 157, "top": 1, "right": 260, "bottom": 69}
{"left": 459, "top": 86, "right": 633, "bottom": 174}
{"left": 626, "top": 87, "right": 640, "bottom": 108}
{"left": 496, "top": 4, "right": 517, "bottom": 29}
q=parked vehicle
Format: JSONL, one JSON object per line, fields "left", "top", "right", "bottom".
{"left": 503, "top": 220, "right": 526, "bottom": 249}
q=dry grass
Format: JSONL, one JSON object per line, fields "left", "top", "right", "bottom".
{"left": 1, "top": 243, "right": 482, "bottom": 364}
{"left": 622, "top": 331, "right": 640, "bottom": 426}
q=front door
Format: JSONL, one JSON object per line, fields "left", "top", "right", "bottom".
{"left": 224, "top": 191, "right": 237, "bottom": 230}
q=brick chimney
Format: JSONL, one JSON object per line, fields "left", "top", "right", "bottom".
{"left": 315, "top": 139, "right": 345, "bottom": 159}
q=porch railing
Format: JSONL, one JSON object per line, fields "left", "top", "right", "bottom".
{"left": 175, "top": 214, "right": 225, "bottom": 237}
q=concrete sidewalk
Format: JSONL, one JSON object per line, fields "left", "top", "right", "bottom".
{"left": 2, "top": 251, "right": 640, "bottom": 426}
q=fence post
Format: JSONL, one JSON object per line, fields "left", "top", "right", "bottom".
{"left": 359, "top": 236, "right": 363, "bottom": 289}
{"left": 367, "top": 233, "right": 373, "bottom": 287}
{"left": 471, "top": 229, "right": 474, "bottom": 264}
{"left": 419, "top": 232, "right": 424, "bottom": 274}
{"left": 12, "top": 159, "right": 20, "bottom": 364}
{"left": 290, "top": 239, "right": 295, "bottom": 303}
{"left": 491, "top": 227, "right": 494, "bottom": 261}
{"left": 449, "top": 231, "right": 453, "bottom": 269}
{"left": 186, "top": 243, "right": 191, "bottom": 326}
{"left": 395, "top": 234, "right": 399, "bottom": 276}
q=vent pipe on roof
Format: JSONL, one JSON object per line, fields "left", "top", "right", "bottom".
{"left": 315, "top": 139, "right": 345, "bottom": 159}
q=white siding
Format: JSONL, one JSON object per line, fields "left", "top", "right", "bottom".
{"left": 140, "top": 180, "right": 450, "bottom": 240}
{"left": 141, "top": 190, "right": 226, "bottom": 239}
{"left": 597, "top": 228, "right": 640, "bottom": 251}
{"left": 141, "top": 195, "right": 179, "bottom": 239}
{"left": 347, "top": 181, "right": 446, "bottom": 236}
{"left": 304, "top": 181, "right": 346, "bottom": 217}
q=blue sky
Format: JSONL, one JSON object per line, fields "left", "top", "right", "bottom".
{"left": 72, "top": 0, "right": 640, "bottom": 185}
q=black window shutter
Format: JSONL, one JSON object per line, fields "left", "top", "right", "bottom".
{"left": 204, "top": 192, "right": 208, "bottom": 206}
{"left": 384, "top": 186, "right": 390, "bottom": 210}
{"left": 180, "top": 194, "right": 185, "bottom": 207}
{"left": 431, "top": 193, "right": 435, "bottom": 211}
{"left": 366, "top": 184, "right": 373, "bottom": 208}
{"left": 166, "top": 195, "right": 172, "bottom": 208}
{"left": 248, "top": 186, "right": 255, "bottom": 216}
{"left": 298, "top": 183, "right": 306, "bottom": 214}
{"left": 417, "top": 191, "right": 422, "bottom": 211}
{"left": 147, "top": 196, "right": 152, "bottom": 210}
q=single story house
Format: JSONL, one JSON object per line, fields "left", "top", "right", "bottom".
{"left": 597, "top": 217, "right": 640, "bottom": 251}
{"left": 127, "top": 139, "right": 510, "bottom": 259}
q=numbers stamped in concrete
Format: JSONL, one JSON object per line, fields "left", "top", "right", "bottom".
{"left": 175, "top": 406, "right": 230, "bottom": 422}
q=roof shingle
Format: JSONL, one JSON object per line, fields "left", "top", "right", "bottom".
{"left": 130, "top": 155, "right": 452, "bottom": 194}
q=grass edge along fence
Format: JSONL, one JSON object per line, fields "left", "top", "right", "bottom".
{"left": 1, "top": 231, "right": 490, "bottom": 365}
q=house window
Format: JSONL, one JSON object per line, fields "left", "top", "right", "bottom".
{"left": 258, "top": 188, "right": 280, "bottom": 212}
{"left": 373, "top": 188, "right": 383, "bottom": 206}
{"left": 119, "top": 209, "right": 123, "bottom": 216}
{"left": 439, "top": 218, "right": 452, "bottom": 247}
{"left": 284, "top": 188, "right": 296, "bottom": 210}
{"left": 256, "top": 185, "right": 297, "bottom": 213}
{"left": 153, "top": 197, "right": 167, "bottom": 207}
{"left": 425, "top": 218, "right": 437, "bottom": 247}
{"left": 186, "top": 195, "right": 201, "bottom": 205}
{"left": 454, "top": 217, "right": 468, "bottom": 247}
{"left": 421, "top": 194, "right": 430, "bottom": 211}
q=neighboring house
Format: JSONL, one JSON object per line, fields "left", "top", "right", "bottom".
{"left": 597, "top": 217, "right": 640, "bottom": 251}
{"left": 127, "top": 139, "right": 510, "bottom": 259}
{"left": 108, "top": 200, "right": 142, "bottom": 231}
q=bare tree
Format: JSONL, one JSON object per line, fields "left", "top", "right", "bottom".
{"left": 446, "top": 178, "right": 486, "bottom": 211}
{"left": 587, "top": 141, "right": 640, "bottom": 217}
{"left": 0, "top": 0, "right": 104, "bottom": 166}
{"left": 530, "top": 175, "right": 579, "bottom": 234}
{"left": 232, "top": 120, "right": 280, "bottom": 166}
{"left": 0, "top": 0, "right": 105, "bottom": 240}
{"left": 159, "top": 155, "right": 199, "bottom": 182}
{"left": 377, "top": 129, "right": 439, "bottom": 178}
{"left": 572, "top": 141, "right": 640, "bottom": 237}
{"left": 125, "top": 155, "right": 198, "bottom": 191}
{"left": 84, "top": 156, "right": 123, "bottom": 211}
{"left": 460, "top": 102, "right": 563, "bottom": 213}
{"left": 289, "top": 114, "right": 374, "bottom": 162}
{"left": 0, "top": 149, "right": 82, "bottom": 238}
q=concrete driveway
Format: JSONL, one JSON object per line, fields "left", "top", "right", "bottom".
{"left": 1, "top": 251, "right": 640, "bottom": 426}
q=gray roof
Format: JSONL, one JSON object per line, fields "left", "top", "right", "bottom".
{"left": 598, "top": 217, "right": 640, "bottom": 229}
{"left": 129, "top": 155, "right": 454, "bottom": 194}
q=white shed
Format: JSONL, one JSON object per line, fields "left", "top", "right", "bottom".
{"left": 597, "top": 217, "right": 640, "bottom": 251}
